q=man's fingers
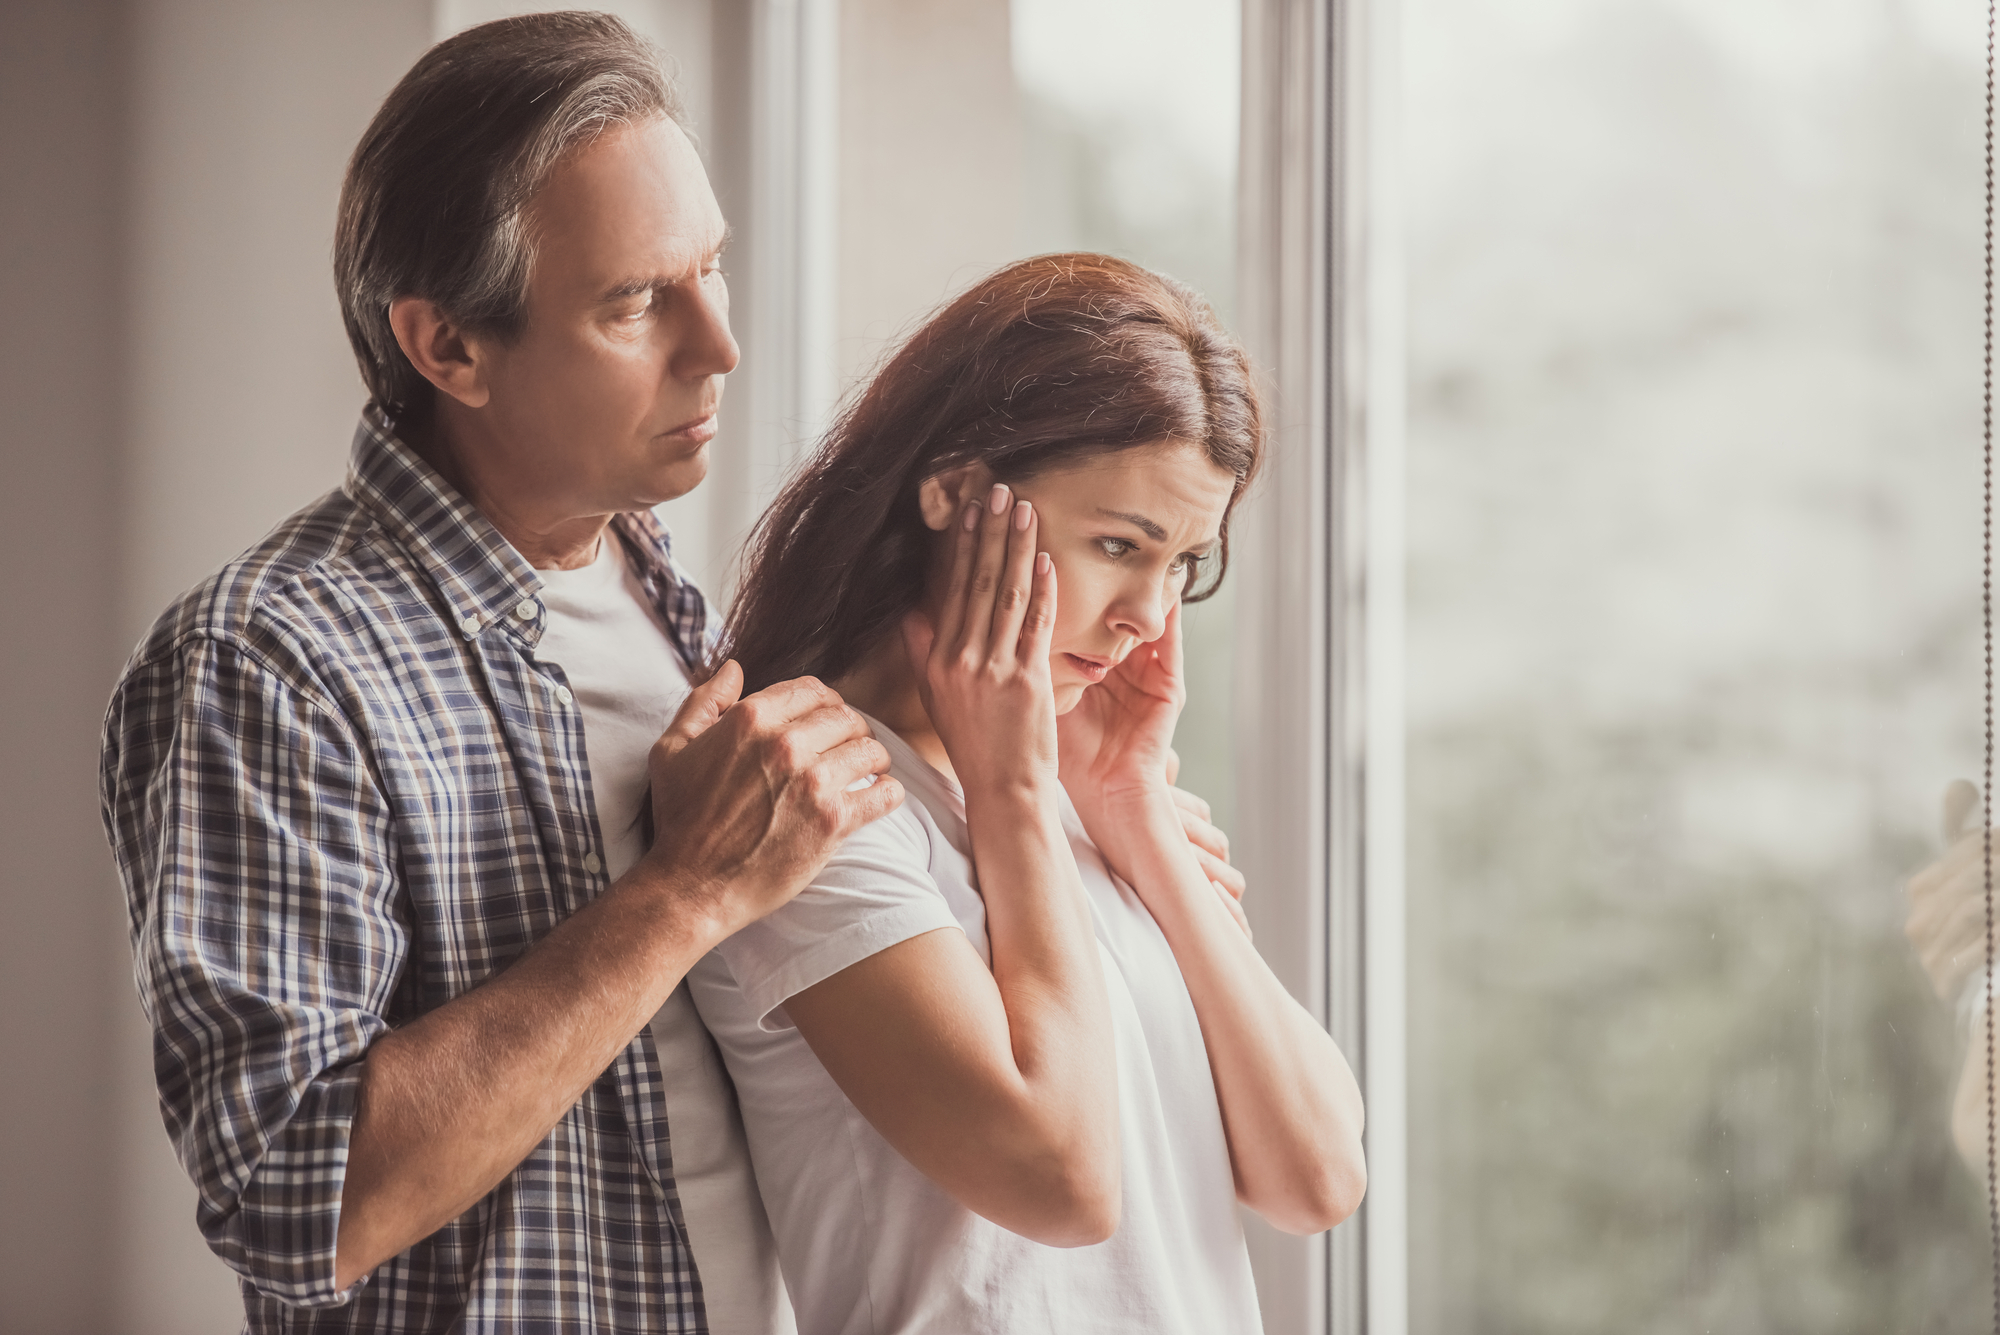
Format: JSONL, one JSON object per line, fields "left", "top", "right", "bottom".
{"left": 841, "top": 773, "right": 906, "bottom": 828}
{"left": 772, "top": 700, "right": 875, "bottom": 762}
{"left": 660, "top": 659, "right": 744, "bottom": 757}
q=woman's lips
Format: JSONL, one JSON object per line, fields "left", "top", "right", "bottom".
{"left": 1062, "top": 652, "right": 1112, "bottom": 683}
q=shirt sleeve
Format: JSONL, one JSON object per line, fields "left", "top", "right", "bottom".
{"left": 101, "top": 634, "right": 403, "bottom": 1309}
{"left": 712, "top": 805, "right": 963, "bottom": 1031}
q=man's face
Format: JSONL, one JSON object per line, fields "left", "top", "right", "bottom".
{"left": 471, "top": 116, "right": 737, "bottom": 513}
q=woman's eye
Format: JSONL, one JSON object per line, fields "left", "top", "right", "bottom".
{"left": 1172, "top": 552, "right": 1205, "bottom": 574}
{"left": 1097, "top": 538, "right": 1137, "bottom": 560}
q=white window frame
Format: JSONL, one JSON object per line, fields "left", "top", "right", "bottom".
{"left": 1236, "top": 1, "right": 1406, "bottom": 1331}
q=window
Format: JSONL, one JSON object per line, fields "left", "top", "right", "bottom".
{"left": 1399, "top": 0, "right": 1988, "bottom": 1328}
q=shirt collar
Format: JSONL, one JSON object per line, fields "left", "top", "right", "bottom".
{"left": 341, "top": 407, "right": 543, "bottom": 643}
{"left": 340, "top": 408, "right": 702, "bottom": 647}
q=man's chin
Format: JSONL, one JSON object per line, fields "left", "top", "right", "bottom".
{"left": 642, "top": 446, "right": 710, "bottom": 505}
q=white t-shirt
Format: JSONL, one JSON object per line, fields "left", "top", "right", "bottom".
{"left": 687, "top": 716, "right": 1262, "bottom": 1335}
{"left": 535, "top": 532, "right": 795, "bottom": 1335}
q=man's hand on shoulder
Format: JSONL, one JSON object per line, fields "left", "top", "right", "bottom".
{"left": 640, "top": 660, "right": 904, "bottom": 940}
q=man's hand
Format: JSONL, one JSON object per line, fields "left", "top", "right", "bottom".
{"left": 640, "top": 661, "right": 903, "bottom": 937}
{"left": 336, "top": 662, "right": 899, "bottom": 1290}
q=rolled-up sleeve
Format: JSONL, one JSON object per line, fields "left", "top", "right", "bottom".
{"left": 103, "top": 634, "right": 403, "bottom": 1308}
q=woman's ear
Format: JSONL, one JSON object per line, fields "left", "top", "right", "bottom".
{"left": 917, "top": 463, "right": 995, "bottom": 532}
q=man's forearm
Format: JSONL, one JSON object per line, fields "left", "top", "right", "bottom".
{"left": 334, "top": 867, "right": 725, "bottom": 1288}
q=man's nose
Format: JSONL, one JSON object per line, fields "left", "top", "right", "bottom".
{"left": 669, "top": 276, "right": 741, "bottom": 381}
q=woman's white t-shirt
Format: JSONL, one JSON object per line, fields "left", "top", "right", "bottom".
{"left": 687, "top": 716, "right": 1262, "bottom": 1335}
{"left": 535, "top": 533, "right": 795, "bottom": 1335}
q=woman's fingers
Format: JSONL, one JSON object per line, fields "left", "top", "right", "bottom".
{"left": 1215, "top": 880, "right": 1253, "bottom": 939}
{"left": 1159, "top": 597, "right": 1187, "bottom": 686}
{"left": 933, "top": 499, "right": 982, "bottom": 654}
{"left": 1169, "top": 783, "right": 1211, "bottom": 825}
{"left": 1194, "top": 846, "right": 1246, "bottom": 900}
{"left": 1017, "top": 549, "right": 1058, "bottom": 668}
{"left": 988, "top": 498, "right": 1039, "bottom": 659}
{"left": 959, "top": 483, "right": 1015, "bottom": 662}
{"left": 1179, "top": 807, "right": 1230, "bottom": 863}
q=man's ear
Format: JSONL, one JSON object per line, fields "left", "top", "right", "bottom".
{"left": 388, "top": 296, "right": 492, "bottom": 410}
{"left": 917, "top": 463, "right": 995, "bottom": 532}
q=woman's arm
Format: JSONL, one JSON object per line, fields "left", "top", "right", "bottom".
{"left": 1090, "top": 788, "right": 1366, "bottom": 1234}
{"left": 785, "top": 486, "right": 1121, "bottom": 1247}
{"left": 1062, "top": 603, "right": 1366, "bottom": 1235}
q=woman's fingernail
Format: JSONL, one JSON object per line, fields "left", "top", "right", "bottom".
{"left": 1013, "top": 500, "right": 1032, "bottom": 531}
{"left": 963, "top": 502, "right": 980, "bottom": 531}
{"left": 988, "top": 483, "right": 1010, "bottom": 515}
{"left": 1037, "top": 551, "right": 1052, "bottom": 575}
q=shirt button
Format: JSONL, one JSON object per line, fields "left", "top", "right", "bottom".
{"left": 582, "top": 852, "right": 603, "bottom": 875}
{"left": 554, "top": 684, "right": 574, "bottom": 706}
{"left": 513, "top": 599, "right": 537, "bottom": 621}
{"left": 459, "top": 613, "right": 481, "bottom": 634}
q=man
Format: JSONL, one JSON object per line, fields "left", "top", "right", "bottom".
{"left": 99, "top": 14, "right": 901, "bottom": 1332}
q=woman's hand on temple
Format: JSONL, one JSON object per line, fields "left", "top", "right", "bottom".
{"left": 1058, "top": 600, "right": 1188, "bottom": 829}
{"left": 903, "top": 483, "right": 1061, "bottom": 799}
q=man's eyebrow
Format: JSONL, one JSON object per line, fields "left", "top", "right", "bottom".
{"left": 596, "top": 227, "right": 734, "bottom": 302}
{"left": 1096, "top": 508, "right": 1168, "bottom": 541}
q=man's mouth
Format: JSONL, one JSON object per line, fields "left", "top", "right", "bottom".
{"left": 660, "top": 414, "right": 718, "bottom": 445}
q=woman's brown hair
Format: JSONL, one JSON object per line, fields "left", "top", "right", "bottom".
{"left": 722, "top": 253, "right": 1264, "bottom": 694}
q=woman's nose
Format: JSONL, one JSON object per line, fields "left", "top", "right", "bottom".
{"left": 1109, "top": 581, "right": 1168, "bottom": 643}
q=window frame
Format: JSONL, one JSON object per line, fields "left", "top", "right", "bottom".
{"left": 1235, "top": 1, "right": 1407, "bottom": 1330}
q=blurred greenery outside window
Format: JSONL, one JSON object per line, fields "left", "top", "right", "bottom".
{"left": 1403, "top": 1, "right": 1990, "bottom": 1329}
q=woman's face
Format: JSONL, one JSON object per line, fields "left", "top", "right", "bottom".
{"left": 923, "top": 442, "right": 1237, "bottom": 714}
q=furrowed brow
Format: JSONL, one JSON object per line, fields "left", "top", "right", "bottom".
{"left": 597, "top": 228, "right": 733, "bottom": 304}
{"left": 1096, "top": 508, "right": 1168, "bottom": 541}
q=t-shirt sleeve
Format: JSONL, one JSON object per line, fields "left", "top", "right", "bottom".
{"left": 713, "top": 805, "right": 963, "bottom": 1031}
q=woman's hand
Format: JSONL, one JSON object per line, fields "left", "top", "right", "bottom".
{"left": 1057, "top": 599, "right": 1188, "bottom": 833}
{"left": 903, "top": 483, "right": 1060, "bottom": 800}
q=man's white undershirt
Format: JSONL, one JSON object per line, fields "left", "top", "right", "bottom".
{"left": 534, "top": 532, "right": 795, "bottom": 1335}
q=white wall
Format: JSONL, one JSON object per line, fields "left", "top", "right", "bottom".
{"left": 1, "top": 2, "right": 432, "bottom": 1330}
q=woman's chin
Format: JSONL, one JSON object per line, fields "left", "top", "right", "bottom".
{"left": 1052, "top": 681, "right": 1092, "bottom": 716}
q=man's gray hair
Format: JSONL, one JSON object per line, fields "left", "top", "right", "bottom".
{"left": 335, "top": 11, "right": 684, "bottom": 423}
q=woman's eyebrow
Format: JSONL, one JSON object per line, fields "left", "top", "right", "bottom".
{"left": 1095, "top": 508, "right": 1167, "bottom": 540}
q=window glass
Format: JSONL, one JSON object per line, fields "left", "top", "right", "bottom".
{"left": 1401, "top": 1, "right": 1991, "bottom": 1327}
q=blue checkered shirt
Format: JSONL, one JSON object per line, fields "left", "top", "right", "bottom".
{"left": 100, "top": 411, "right": 716, "bottom": 1332}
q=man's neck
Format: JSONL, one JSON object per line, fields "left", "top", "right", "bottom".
{"left": 404, "top": 407, "right": 609, "bottom": 571}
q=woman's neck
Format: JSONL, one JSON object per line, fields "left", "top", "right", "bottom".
{"left": 831, "top": 631, "right": 958, "bottom": 787}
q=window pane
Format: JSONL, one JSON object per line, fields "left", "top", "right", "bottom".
{"left": 1401, "top": 2, "right": 1990, "bottom": 1328}
{"left": 835, "top": 0, "right": 1242, "bottom": 830}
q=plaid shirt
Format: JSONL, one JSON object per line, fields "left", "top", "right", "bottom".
{"left": 100, "top": 410, "right": 716, "bottom": 1333}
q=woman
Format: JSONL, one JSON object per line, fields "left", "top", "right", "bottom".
{"left": 687, "top": 255, "right": 1365, "bottom": 1334}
